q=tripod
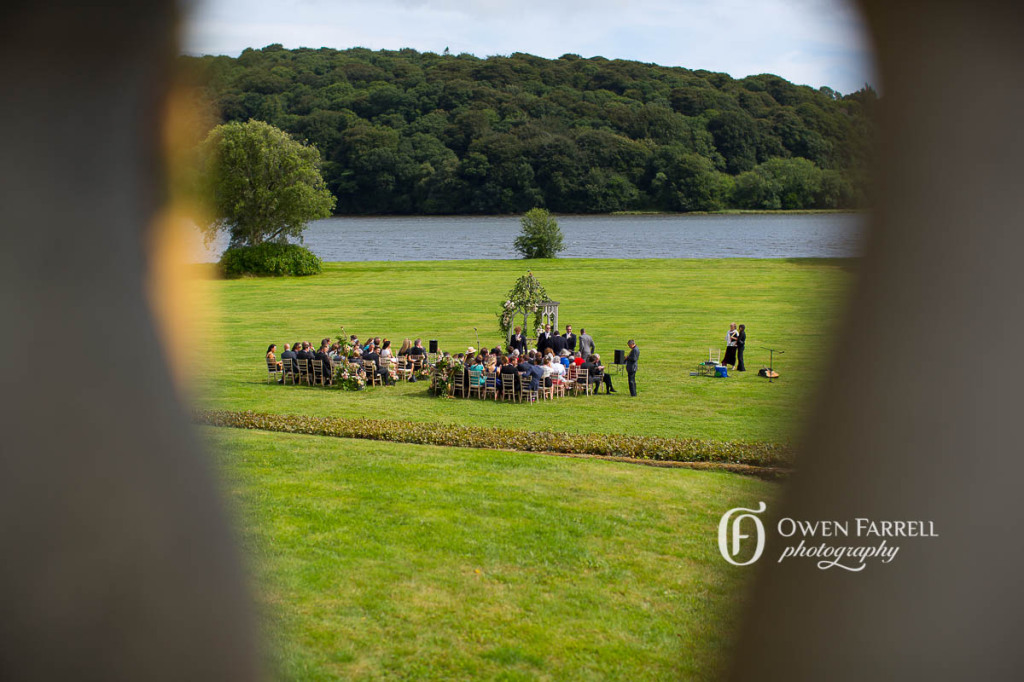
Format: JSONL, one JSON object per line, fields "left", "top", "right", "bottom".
{"left": 763, "top": 347, "right": 784, "bottom": 383}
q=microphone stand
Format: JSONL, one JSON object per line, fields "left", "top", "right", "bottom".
{"left": 764, "top": 347, "right": 784, "bottom": 383}
{"left": 474, "top": 327, "right": 480, "bottom": 351}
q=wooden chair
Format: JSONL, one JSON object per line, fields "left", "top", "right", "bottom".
{"left": 363, "top": 360, "right": 382, "bottom": 387}
{"left": 282, "top": 358, "right": 298, "bottom": 385}
{"left": 266, "top": 358, "right": 282, "bottom": 384}
{"left": 311, "top": 359, "right": 325, "bottom": 386}
{"left": 522, "top": 384, "right": 539, "bottom": 403}
{"left": 564, "top": 364, "right": 578, "bottom": 392}
{"left": 452, "top": 369, "right": 466, "bottom": 398}
{"left": 541, "top": 376, "right": 555, "bottom": 400}
{"left": 574, "top": 368, "right": 593, "bottom": 396}
{"left": 552, "top": 376, "right": 566, "bottom": 398}
{"left": 500, "top": 373, "right": 519, "bottom": 402}
{"left": 483, "top": 371, "right": 499, "bottom": 400}
{"left": 394, "top": 357, "right": 413, "bottom": 382}
{"left": 468, "top": 369, "right": 484, "bottom": 399}
{"left": 296, "top": 359, "right": 312, "bottom": 386}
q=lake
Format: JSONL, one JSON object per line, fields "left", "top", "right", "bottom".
{"left": 197, "top": 212, "right": 865, "bottom": 262}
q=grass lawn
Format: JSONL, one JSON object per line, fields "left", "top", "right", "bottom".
{"left": 207, "top": 426, "right": 778, "bottom": 680}
{"left": 193, "top": 258, "right": 854, "bottom": 444}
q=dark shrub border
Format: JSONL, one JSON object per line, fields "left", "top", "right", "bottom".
{"left": 219, "top": 243, "right": 323, "bottom": 277}
{"left": 194, "top": 409, "right": 793, "bottom": 474}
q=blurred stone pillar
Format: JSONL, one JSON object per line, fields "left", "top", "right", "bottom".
{"left": 0, "top": 2, "right": 259, "bottom": 679}
{"left": 730, "top": 1, "right": 1024, "bottom": 679}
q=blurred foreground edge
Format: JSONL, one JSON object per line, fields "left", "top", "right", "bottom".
{"left": 0, "top": 2, "right": 259, "bottom": 680}
{"left": 731, "top": 1, "right": 1024, "bottom": 679}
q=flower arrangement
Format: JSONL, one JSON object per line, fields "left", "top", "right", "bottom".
{"left": 335, "top": 326, "right": 356, "bottom": 357}
{"left": 334, "top": 363, "right": 366, "bottom": 391}
{"left": 429, "top": 354, "right": 462, "bottom": 398}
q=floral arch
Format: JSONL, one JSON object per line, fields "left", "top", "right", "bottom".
{"left": 498, "top": 271, "right": 559, "bottom": 344}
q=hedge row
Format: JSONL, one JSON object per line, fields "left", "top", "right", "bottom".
{"left": 194, "top": 409, "right": 794, "bottom": 470}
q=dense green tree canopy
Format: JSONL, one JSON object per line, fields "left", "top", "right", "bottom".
{"left": 198, "top": 119, "right": 336, "bottom": 247}
{"left": 514, "top": 208, "right": 564, "bottom": 259}
{"left": 182, "top": 46, "right": 877, "bottom": 214}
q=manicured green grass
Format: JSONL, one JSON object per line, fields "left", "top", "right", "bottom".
{"left": 195, "top": 258, "right": 854, "bottom": 443}
{"left": 207, "top": 427, "right": 777, "bottom": 680}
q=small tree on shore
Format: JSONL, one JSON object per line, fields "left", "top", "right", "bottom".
{"left": 513, "top": 208, "right": 564, "bottom": 259}
{"left": 197, "top": 119, "right": 335, "bottom": 248}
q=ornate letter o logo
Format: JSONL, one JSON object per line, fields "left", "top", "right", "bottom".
{"left": 718, "top": 501, "right": 767, "bottom": 566}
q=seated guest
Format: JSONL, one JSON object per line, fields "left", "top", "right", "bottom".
{"left": 468, "top": 356, "right": 486, "bottom": 388}
{"left": 315, "top": 343, "right": 334, "bottom": 385}
{"left": 397, "top": 338, "right": 412, "bottom": 357}
{"left": 362, "top": 344, "right": 394, "bottom": 385}
{"left": 296, "top": 342, "right": 315, "bottom": 376}
{"left": 266, "top": 343, "right": 282, "bottom": 370}
{"left": 280, "top": 343, "right": 297, "bottom": 375}
{"left": 499, "top": 355, "right": 521, "bottom": 393}
{"left": 572, "top": 351, "right": 584, "bottom": 367}
{"left": 591, "top": 353, "right": 616, "bottom": 394}
{"left": 550, "top": 355, "right": 568, "bottom": 380}
{"left": 558, "top": 349, "right": 572, "bottom": 369}
{"left": 380, "top": 339, "right": 394, "bottom": 361}
{"left": 580, "top": 355, "right": 600, "bottom": 388}
{"left": 518, "top": 357, "right": 544, "bottom": 394}
{"left": 409, "top": 338, "right": 426, "bottom": 357}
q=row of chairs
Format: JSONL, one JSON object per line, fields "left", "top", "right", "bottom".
{"left": 267, "top": 356, "right": 427, "bottom": 387}
{"left": 452, "top": 366, "right": 596, "bottom": 403}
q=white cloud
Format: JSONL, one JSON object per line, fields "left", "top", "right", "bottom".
{"left": 181, "top": 0, "right": 875, "bottom": 92}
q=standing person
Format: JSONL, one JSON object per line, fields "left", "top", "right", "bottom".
{"left": 549, "top": 329, "right": 566, "bottom": 356}
{"left": 564, "top": 325, "right": 577, "bottom": 353}
{"left": 578, "top": 328, "right": 595, "bottom": 358}
{"left": 508, "top": 325, "right": 526, "bottom": 355}
{"left": 736, "top": 324, "right": 746, "bottom": 372}
{"left": 625, "top": 339, "right": 640, "bottom": 397}
{"left": 722, "top": 323, "right": 738, "bottom": 368}
{"left": 537, "top": 324, "right": 551, "bottom": 354}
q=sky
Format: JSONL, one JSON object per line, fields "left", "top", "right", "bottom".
{"left": 181, "top": 0, "right": 876, "bottom": 95}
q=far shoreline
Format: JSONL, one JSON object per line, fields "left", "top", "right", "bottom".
{"left": 314, "top": 209, "right": 867, "bottom": 219}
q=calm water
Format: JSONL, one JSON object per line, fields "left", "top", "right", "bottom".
{"left": 198, "top": 213, "right": 864, "bottom": 262}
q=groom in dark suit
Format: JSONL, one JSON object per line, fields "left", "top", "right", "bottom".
{"left": 563, "top": 325, "right": 577, "bottom": 353}
{"left": 625, "top": 339, "right": 640, "bottom": 397}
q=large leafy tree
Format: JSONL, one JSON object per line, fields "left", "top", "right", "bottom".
{"left": 197, "top": 119, "right": 336, "bottom": 247}
{"left": 514, "top": 208, "right": 564, "bottom": 259}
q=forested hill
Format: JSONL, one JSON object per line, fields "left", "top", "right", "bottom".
{"left": 180, "top": 45, "right": 877, "bottom": 215}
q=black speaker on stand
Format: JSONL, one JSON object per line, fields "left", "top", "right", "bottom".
{"left": 428, "top": 339, "right": 438, "bottom": 354}
{"left": 614, "top": 349, "right": 626, "bottom": 374}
